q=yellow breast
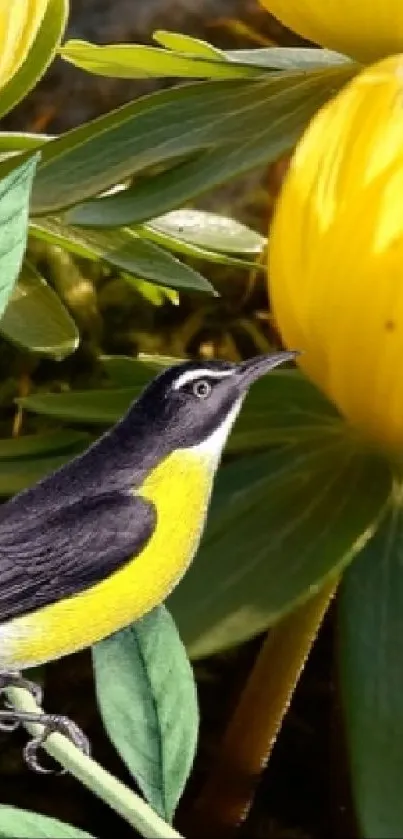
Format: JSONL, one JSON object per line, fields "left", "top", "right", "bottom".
{"left": 1, "top": 449, "right": 214, "bottom": 670}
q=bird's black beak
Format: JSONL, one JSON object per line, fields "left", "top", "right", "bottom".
{"left": 236, "top": 350, "right": 300, "bottom": 389}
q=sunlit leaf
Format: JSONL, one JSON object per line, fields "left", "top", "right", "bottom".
{"left": 0, "top": 806, "right": 94, "bottom": 839}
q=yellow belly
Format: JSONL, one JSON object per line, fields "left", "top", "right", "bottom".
{"left": 0, "top": 449, "right": 213, "bottom": 669}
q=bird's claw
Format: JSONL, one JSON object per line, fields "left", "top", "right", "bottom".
{"left": 23, "top": 714, "right": 91, "bottom": 775}
{"left": 0, "top": 670, "right": 43, "bottom": 706}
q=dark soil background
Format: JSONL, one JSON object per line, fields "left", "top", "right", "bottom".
{"left": 0, "top": 2, "right": 354, "bottom": 837}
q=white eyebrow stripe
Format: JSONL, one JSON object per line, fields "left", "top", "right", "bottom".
{"left": 173, "top": 368, "right": 235, "bottom": 389}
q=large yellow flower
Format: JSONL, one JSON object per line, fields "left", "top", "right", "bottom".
{"left": 259, "top": 0, "right": 403, "bottom": 63}
{"left": 269, "top": 55, "right": 403, "bottom": 452}
{"left": 0, "top": 0, "right": 49, "bottom": 91}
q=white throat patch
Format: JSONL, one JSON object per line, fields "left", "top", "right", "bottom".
{"left": 187, "top": 396, "right": 244, "bottom": 464}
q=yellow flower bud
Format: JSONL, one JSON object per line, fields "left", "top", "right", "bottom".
{"left": 259, "top": 0, "right": 403, "bottom": 63}
{"left": 269, "top": 55, "right": 403, "bottom": 452}
{"left": 0, "top": 0, "right": 49, "bottom": 91}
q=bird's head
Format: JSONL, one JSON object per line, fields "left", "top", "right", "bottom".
{"left": 135, "top": 351, "right": 299, "bottom": 462}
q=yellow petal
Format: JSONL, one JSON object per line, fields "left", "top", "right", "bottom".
{"left": 0, "top": 0, "right": 49, "bottom": 91}
{"left": 259, "top": 0, "right": 403, "bottom": 63}
{"left": 269, "top": 55, "right": 403, "bottom": 452}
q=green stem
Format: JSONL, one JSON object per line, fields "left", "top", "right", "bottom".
{"left": 6, "top": 686, "right": 183, "bottom": 839}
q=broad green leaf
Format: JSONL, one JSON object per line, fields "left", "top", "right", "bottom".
{"left": 0, "top": 429, "right": 90, "bottom": 460}
{"left": 153, "top": 30, "right": 227, "bottom": 59}
{"left": 0, "top": 806, "right": 94, "bottom": 839}
{"left": 67, "top": 65, "right": 355, "bottom": 227}
{"left": 93, "top": 606, "right": 198, "bottom": 821}
{"left": 226, "top": 47, "right": 354, "bottom": 71}
{"left": 168, "top": 433, "right": 391, "bottom": 658}
{"left": 0, "top": 153, "right": 40, "bottom": 318}
{"left": 0, "top": 0, "right": 68, "bottom": 120}
{"left": 60, "top": 38, "right": 261, "bottom": 80}
{"left": 148, "top": 209, "right": 265, "bottom": 254}
{"left": 0, "top": 261, "right": 79, "bottom": 358}
{"left": 31, "top": 68, "right": 354, "bottom": 216}
{"left": 338, "top": 494, "right": 403, "bottom": 839}
{"left": 29, "top": 219, "right": 215, "bottom": 293}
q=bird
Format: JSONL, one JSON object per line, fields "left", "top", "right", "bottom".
{"left": 0, "top": 351, "right": 297, "bottom": 771}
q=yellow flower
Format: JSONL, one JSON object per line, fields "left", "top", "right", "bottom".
{"left": 269, "top": 55, "right": 403, "bottom": 452}
{"left": 259, "top": 0, "right": 403, "bottom": 63}
{"left": 0, "top": 0, "right": 49, "bottom": 91}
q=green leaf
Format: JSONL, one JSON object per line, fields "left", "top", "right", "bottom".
{"left": 0, "top": 261, "right": 79, "bottom": 358}
{"left": 0, "top": 132, "right": 52, "bottom": 152}
{"left": 18, "top": 387, "right": 140, "bottom": 424}
{"left": 59, "top": 38, "right": 262, "bottom": 80}
{"left": 29, "top": 219, "right": 215, "bottom": 294}
{"left": 0, "top": 431, "right": 90, "bottom": 496}
{"left": 0, "top": 0, "right": 68, "bottom": 120}
{"left": 0, "top": 806, "right": 93, "bottom": 839}
{"left": 168, "top": 433, "right": 391, "bottom": 658}
{"left": 0, "top": 429, "right": 90, "bottom": 460}
{"left": 31, "top": 68, "right": 355, "bottom": 216}
{"left": 18, "top": 369, "right": 339, "bottom": 452}
{"left": 148, "top": 209, "right": 265, "bottom": 254}
{"left": 137, "top": 223, "right": 257, "bottom": 270}
{"left": 337, "top": 493, "right": 403, "bottom": 839}
{"left": 93, "top": 606, "right": 198, "bottom": 822}
{"left": 0, "top": 153, "right": 40, "bottom": 318}
{"left": 153, "top": 30, "right": 227, "bottom": 59}
{"left": 67, "top": 65, "right": 355, "bottom": 227}
{"left": 225, "top": 46, "right": 354, "bottom": 71}
{"left": 101, "top": 354, "right": 180, "bottom": 386}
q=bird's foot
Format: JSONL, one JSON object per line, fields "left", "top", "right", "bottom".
{"left": 23, "top": 713, "right": 91, "bottom": 774}
{"left": 0, "top": 670, "right": 91, "bottom": 773}
{"left": 0, "top": 670, "right": 43, "bottom": 731}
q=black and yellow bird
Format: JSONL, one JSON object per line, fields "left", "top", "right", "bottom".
{"left": 0, "top": 351, "right": 297, "bottom": 770}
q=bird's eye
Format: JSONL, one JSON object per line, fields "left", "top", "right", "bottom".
{"left": 192, "top": 379, "right": 212, "bottom": 399}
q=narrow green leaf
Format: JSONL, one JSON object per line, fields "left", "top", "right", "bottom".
{"left": 0, "top": 0, "right": 68, "bottom": 120}
{"left": 60, "top": 38, "right": 261, "bottom": 80}
{"left": 0, "top": 429, "right": 90, "bottom": 460}
{"left": 29, "top": 219, "right": 215, "bottom": 293}
{"left": 138, "top": 222, "right": 258, "bottom": 269}
{"left": 18, "top": 369, "right": 339, "bottom": 452}
{"left": 0, "top": 132, "right": 53, "bottom": 152}
{"left": 153, "top": 30, "right": 227, "bottom": 59}
{"left": 225, "top": 46, "right": 354, "bottom": 71}
{"left": 0, "top": 153, "right": 40, "bottom": 318}
{"left": 0, "top": 453, "right": 83, "bottom": 496}
{"left": 101, "top": 355, "right": 163, "bottom": 387}
{"left": 0, "top": 806, "right": 94, "bottom": 839}
{"left": 67, "top": 65, "right": 355, "bottom": 227}
{"left": 31, "top": 70, "right": 354, "bottom": 216}
{"left": 168, "top": 434, "right": 391, "bottom": 658}
{"left": 147, "top": 209, "right": 265, "bottom": 254}
{"left": 0, "top": 261, "right": 79, "bottom": 358}
{"left": 93, "top": 606, "right": 199, "bottom": 822}
{"left": 338, "top": 494, "right": 403, "bottom": 839}
{"left": 18, "top": 387, "right": 140, "bottom": 424}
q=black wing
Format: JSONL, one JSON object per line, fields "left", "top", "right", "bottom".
{"left": 0, "top": 492, "right": 156, "bottom": 623}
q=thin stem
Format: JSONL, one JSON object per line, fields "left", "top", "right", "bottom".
{"left": 189, "top": 577, "right": 339, "bottom": 837}
{"left": 6, "top": 686, "right": 183, "bottom": 839}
